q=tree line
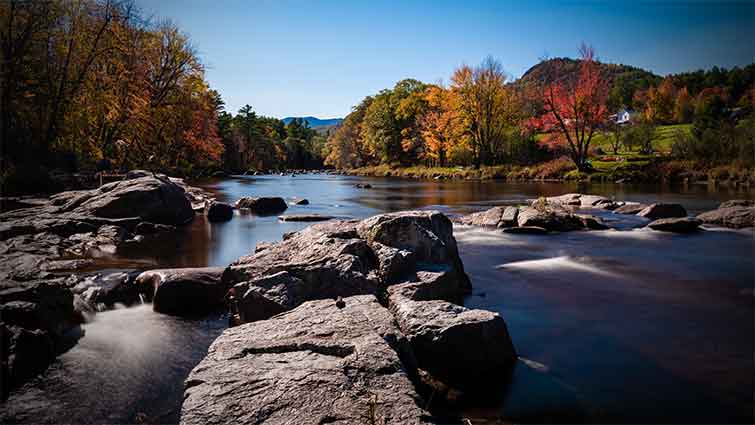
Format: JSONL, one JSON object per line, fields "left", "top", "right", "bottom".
{"left": 325, "top": 47, "right": 754, "bottom": 171}
{"left": 3, "top": 0, "right": 752, "bottom": 192}
{"left": 2, "top": 0, "right": 331, "bottom": 190}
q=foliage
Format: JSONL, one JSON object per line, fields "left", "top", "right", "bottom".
{"left": 532, "top": 44, "right": 610, "bottom": 171}
{"left": 1, "top": 0, "right": 224, "bottom": 176}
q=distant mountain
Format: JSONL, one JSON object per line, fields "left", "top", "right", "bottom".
{"left": 281, "top": 116, "right": 344, "bottom": 128}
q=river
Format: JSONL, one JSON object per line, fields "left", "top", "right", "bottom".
{"left": 2, "top": 174, "right": 753, "bottom": 424}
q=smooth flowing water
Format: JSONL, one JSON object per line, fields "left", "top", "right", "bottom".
{"left": 3, "top": 174, "right": 753, "bottom": 424}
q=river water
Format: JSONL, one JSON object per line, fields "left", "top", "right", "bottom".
{"left": 3, "top": 174, "right": 753, "bottom": 423}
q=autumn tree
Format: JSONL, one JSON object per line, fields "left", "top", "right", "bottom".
{"left": 418, "top": 85, "right": 458, "bottom": 167}
{"left": 534, "top": 44, "right": 609, "bottom": 171}
{"left": 673, "top": 87, "right": 693, "bottom": 123}
{"left": 644, "top": 78, "right": 676, "bottom": 124}
{"left": 451, "top": 56, "right": 514, "bottom": 168}
{"left": 324, "top": 97, "right": 373, "bottom": 169}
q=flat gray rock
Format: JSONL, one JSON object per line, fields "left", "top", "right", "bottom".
{"left": 181, "top": 295, "right": 434, "bottom": 425}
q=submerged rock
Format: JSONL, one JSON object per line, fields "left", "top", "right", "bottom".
{"left": 135, "top": 267, "right": 226, "bottom": 316}
{"left": 69, "top": 270, "right": 141, "bottom": 309}
{"left": 636, "top": 203, "right": 687, "bottom": 220}
{"left": 291, "top": 198, "right": 309, "bottom": 205}
{"left": 234, "top": 196, "right": 287, "bottom": 214}
{"left": 502, "top": 226, "right": 548, "bottom": 235}
{"left": 277, "top": 214, "right": 335, "bottom": 222}
{"left": 181, "top": 295, "right": 433, "bottom": 425}
{"left": 647, "top": 217, "right": 702, "bottom": 233}
{"left": 697, "top": 206, "right": 755, "bottom": 229}
{"left": 577, "top": 214, "right": 609, "bottom": 230}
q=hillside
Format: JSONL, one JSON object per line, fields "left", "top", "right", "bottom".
{"left": 281, "top": 116, "right": 343, "bottom": 128}
{"left": 518, "top": 57, "right": 660, "bottom": 86}
{"left": 517, "top": 58, "right": 661, "bottom": 108}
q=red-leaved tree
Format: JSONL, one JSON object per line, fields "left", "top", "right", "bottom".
{"left": 534, "top": 44, "right": 609, "bottom": 171}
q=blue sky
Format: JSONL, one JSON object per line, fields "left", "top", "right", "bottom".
{"left": 137, "top": 0, "right": 754, "bottom": 119}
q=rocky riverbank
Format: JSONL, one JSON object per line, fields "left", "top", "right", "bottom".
{"left": 0, "top": 171, "right": 215, "bottom": 397}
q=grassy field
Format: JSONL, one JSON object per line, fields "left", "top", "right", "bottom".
{"left": 591, "top": 123, "right": 692, "bottom": 154}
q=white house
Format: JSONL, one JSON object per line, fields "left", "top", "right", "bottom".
{"left": 612, "top": 108, "right": 637, "bottom": 125}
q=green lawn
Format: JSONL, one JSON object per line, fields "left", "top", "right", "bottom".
{"left": 591, "top": 123, "right": 692, "bottom": 154}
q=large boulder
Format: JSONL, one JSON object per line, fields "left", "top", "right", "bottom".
{"left": 356, "top": 211, "right": 470, "bottom": 290}
{"left": 181, "top": 295, "right": 433, "bottom": 425}
{"left": 0, "top": 280, "right": 82, "bottom": 398}
{"left": 697, "top": 206, "right": 755, "bottom": 229}
{"left": 636, "top": 203, "right": 687, "bottom": 220}
{"left": 52, "top": 175, "right": 194, "bottom": 225}
{"left": 135, "top": 267, "right": 227, "bottom": 316}
{"left": 234, "top": 197, "right": 287, "bottom": 214}
{"left": 647, "top": 217, "right": 702, "bottom": 233}
{"left": 516, "top": 206, "right": 584, "bottom": 232}
{"left": 223, "top": 211, "right": 470, "bottom": 325}
{"left": 2, "top": 325, "right": 56, "bottom": 400}
{"left": 388, "top": 293, "right": 517, "bottom": 395}
{"left": 206, "top": 201, "right": 234, "bottom": 222}
{"left": 224, "top": 220, "right": 379, "bottom": 324}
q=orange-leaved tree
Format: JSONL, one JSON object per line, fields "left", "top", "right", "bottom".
{"left": 418, "top": 85, "right": 459, "bottom": 167}
{"left": 534, "top": 44, "right": 609, "bottom": 171}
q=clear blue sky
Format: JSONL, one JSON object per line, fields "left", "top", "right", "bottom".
{"left": 137, "top": 0, "right": 754, "bottom": 119}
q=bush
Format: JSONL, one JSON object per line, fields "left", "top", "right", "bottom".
{"left": 531, "top": 157, "right": 577, "bottom": 179}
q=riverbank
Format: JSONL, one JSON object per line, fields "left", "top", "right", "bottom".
{"left": 342, "top": 159, "right": 755, "bottom": 187}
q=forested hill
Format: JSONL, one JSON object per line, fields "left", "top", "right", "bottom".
{"left": 281, "top": 117, "right": 344, "bottom": 128}
{"left": 518, "top": 57, "right": 660, "bottom": 85}
{"left": 517, "top": 58, "right": 662, "bottom": 108}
